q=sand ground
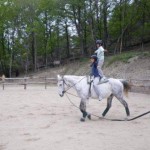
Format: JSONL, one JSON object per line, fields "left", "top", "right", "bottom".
{"left": 0, "top": 86, "right": 150, "bottom": 150}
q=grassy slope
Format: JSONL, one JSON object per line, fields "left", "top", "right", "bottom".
{"left": 23, "top": 50, "right": 150, "bottom": 93}
{"left": 32, "top": 50, "right": 150, "bottom": 81}
{"left": 64, "top": 50, "right": 150, "bottom": 77}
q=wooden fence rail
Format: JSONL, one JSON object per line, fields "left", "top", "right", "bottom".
{"left": 0, "top": 77, "right": 57, "bottom": 90}
{"left": 0, "top": 77, "right": 150, "bottom": 93}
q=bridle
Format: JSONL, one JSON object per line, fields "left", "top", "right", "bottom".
{"left": 61, "top": 76, "right": 87, "bottom": 94}
{"left": 61, "top": 78, "right": 68, "bottom": 94}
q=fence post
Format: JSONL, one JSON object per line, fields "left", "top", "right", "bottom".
{"left": 2, "top": 74, "right": 5, "bottom": 90}
{"left": 24, "top": 78, "right": 27, "bottom": 90}
{"left": 45, "top": 77, "right": 47, "bottom": 89}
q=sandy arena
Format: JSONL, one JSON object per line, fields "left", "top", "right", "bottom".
{"left": 0, "top": 86, "right": 150, "bottom": 150}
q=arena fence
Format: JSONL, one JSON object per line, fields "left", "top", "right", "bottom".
{"left": 129, "top": 78, "right": 150, "bottom": 94}
{"left": 0, "top": 77, "right": 57, "bottom": 90}
{"left": 0, "top": 76, "right": 149, "bottom": 94}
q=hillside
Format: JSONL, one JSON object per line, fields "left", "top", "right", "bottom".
{"left": 30, "top": 50, "right": 150, "bottom": 93}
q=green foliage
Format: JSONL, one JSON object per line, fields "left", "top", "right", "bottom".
{"left": 142, "top": 51, "right": 150, "bottom": 57}
{"left": 79, "top": 57, "right": 89, "bottom": 62}
{"left": 0, "top": 0, "right": 150, "bottom": 75}
{"left": 106, "top": 53, "right": 135, "bottom": 66}
{"left": 106, "top": 50, "right": 150, "bottom": 67}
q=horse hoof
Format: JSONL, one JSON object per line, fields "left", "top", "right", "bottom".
{"left": 80, "top": 118, "right": 85, "bottom": 122}
{"left": 87, "top": 114, "right": 91, "bottom": 120}
{"left": 125, "top": 116, "right": 129, "bottom": 121}
{"left": 99, "top": 115, "right": 105, "bottom": 120}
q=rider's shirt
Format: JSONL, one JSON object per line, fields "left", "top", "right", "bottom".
{"left": 95, "top": 46, "right": 104, "bottom": 61}
{"left": 90, "top": 61, "right": 101, "bottom": 78}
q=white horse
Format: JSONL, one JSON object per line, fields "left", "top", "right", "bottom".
{"left": 57, "top": 75, "right": 130, "bottom": 121}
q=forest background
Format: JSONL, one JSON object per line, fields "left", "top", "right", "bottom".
{"left": 0, "top": 0, "right": 149, "bottom": 77}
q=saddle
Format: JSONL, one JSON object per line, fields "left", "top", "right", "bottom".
{"left": 87, "top": 76, "right": 108, "bottom": 85}
{"left": 87, "top": 76, "right": 109, "bottom": 97}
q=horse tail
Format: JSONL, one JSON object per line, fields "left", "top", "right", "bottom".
{"left": 120, "top": 80, "right": 131, "bottom": 97}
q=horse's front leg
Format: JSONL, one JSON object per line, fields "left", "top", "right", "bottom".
{"left": 79, "top": 100, "right": 91, "bottom": 122}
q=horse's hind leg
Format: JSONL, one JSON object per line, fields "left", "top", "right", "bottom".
{"left": 102, "top": 94, "right": 113, "bottom": 117}
{"left": 117, "top": 97, "right": 130, "bottom": 116}
{"left": 79, "top": 100, "right": 90, "bottom": 121}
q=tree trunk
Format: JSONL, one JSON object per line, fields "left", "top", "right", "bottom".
{"left": 31, "top": 31, "right": 37, "bottom": 71}
{"left": 44, "top": 11, "right": 48, "bottom": 67}
{"left": 72, "top": 5, "right": 84, "bottom": 55}
{"left": 103, "top": 0, "right": 108, "bottom": 48}
{"left": 65, "top": 21, "right": 70, "bottom": 58}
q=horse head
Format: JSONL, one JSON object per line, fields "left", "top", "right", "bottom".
{"left": 57, "top": 75, "right": 65, "bottom": 97}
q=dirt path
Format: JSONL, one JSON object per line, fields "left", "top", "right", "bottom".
{"left": 0, "top": 86, "right": 150, "bottom": 150}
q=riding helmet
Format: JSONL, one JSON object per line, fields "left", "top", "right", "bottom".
{"left": 91, "top": 55, "right": 97, "bottom": 61}
{"left": 96, "top": 39, "right": 103, "bottom": 45}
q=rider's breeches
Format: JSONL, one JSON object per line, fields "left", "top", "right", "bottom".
{"left": 97, "top": 60, "right": 104, "bottom": 77}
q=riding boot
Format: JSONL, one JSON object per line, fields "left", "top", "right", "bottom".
{"left": 98, "top": 76, "right": 108, "bottom": 85}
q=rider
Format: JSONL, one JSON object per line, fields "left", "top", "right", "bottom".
{"left": 88, "top": 55, "right": 101, "bottom": 96}
{"left": 90, "top": 55, "right": 101, "bottom": 79}
{"left": 94, "top": 39, "right": 108, "bottom": 83}
{"left": 89, "top": 55, "right": 108, "bottom": 102}
{"left": 87, "top": 55, "right": 107, "bottom": 101}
